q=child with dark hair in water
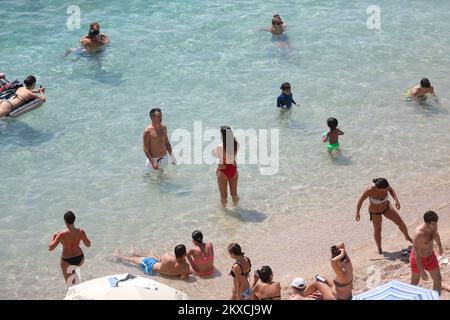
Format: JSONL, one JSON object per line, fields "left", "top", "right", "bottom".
{"left": 405, "top": 77, "right": 439, "bottom": 102}
{"left": 276, "top": 82, "right": 300, "bottom": 111}
{"left": 322, "top": 117, "right": 344, "bottom": 154}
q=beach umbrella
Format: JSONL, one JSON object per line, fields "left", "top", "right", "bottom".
{"left": 64, "top": 273, "right": 188, "bottom": 300}
{"left": 353, "top": 280, "right": 439, "bottom": 300}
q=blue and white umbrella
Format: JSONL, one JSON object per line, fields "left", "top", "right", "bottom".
{"left": 353, "top": 280, "right": 439, "bottom": 300}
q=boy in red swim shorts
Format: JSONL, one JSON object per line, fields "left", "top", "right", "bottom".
{"left": 411, "top": 211, "right": 444, "bottom": 295}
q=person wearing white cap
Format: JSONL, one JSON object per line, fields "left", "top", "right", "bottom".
{"left": 290, "top": 277, "right": 321, "bottom": 300}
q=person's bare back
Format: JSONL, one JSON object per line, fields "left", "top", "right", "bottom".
{"left": 57, "top": 229, "right": 85, "bottom": 258}
{"left": 412, "top": 85, "right": 434, "bottom": 98}
{"left": 157, "top": 253, "right": 191, "bottom": 278}
{"left": 327, "top": 128, "right": 344, "bottom": 144}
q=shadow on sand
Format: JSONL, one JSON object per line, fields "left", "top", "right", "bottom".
{"left": 381, "top": 246, "right": 412, "bottom": 263}
{"left": 223, "top": 207, "right": 267, "bottom": 223}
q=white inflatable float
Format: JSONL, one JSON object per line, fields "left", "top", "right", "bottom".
{"left": 64, "top": 273, "right": 189, "bottom": 300}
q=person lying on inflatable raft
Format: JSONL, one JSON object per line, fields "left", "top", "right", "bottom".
{"left": 0, "top": 75, "right": 46, "bottom": 118}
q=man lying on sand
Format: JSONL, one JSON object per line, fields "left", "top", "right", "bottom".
{"left": 114, "top": 244, "right": 191, "bottom": 279}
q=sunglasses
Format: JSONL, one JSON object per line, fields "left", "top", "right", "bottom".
{"left": 273, "top": 21, "right": 283, "bottom": 25}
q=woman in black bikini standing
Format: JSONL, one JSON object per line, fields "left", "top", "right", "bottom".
{"left": 228, "top": 243, "right": 252, "bottom": 300}
{"left": 356, "top": 178, "right": 413, "bottom": 254}
{"left": 0, "top": 75, "right": 45, "bottom": 117}
{"left": 49, "top": 211, "right": 91, "bottom": 286}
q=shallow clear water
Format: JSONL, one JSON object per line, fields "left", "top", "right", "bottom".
{"left": 1, "top": 0, "right": 450, "bottom": 299}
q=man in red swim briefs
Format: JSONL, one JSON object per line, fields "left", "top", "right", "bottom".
{"left": 410, "top": 211, "right": 444, "bottom": 295}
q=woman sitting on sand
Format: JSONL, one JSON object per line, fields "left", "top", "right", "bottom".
{"left": 301, "top": 241, "right": 353, "bottom": 300}
{"left": 356, "top": 178, "right": 413, "bottom": 254}
{"left": 0, "top": 75, "right": 45, "bottom": 117}
{"left": 250, "top": 266, "right": 281, "bottom": 300}
{"left": 228, "top": 243, "right": 252, "bottom": 300}
{"left": 186, "top": 230, "right": 215, "bottom": 277}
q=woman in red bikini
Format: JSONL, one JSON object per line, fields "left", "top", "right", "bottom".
{"left": 213, "top": 126, "right": 239, "bottom": 208}
{"left": 186, "top": 230, "right": 215, "bottom": 277}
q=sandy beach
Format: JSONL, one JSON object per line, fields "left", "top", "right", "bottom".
{"left": 1, "top": 1, "right": 450, "bottom": 300}
{"left": 105, "top": 175, "right": 450, "bottom": 301}
{"left": 279, "top": 202, "right": 450, "bottom": 300}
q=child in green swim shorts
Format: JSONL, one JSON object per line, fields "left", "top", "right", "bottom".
{"left": 323, "top": 117, "right": 344, "bottom": 154}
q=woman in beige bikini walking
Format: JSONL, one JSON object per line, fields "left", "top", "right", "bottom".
{"left": 356, "top": 178, "right": 413, "bottom": 254}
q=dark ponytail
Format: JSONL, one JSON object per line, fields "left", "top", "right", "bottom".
{"left": 228, "top": 243, "right": 244, "bottom": 256}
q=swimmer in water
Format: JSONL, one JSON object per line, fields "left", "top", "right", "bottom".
{"left": 277, "top": 82, "right": 300, "bottom": 111}
{"left": 322, "top": 117, "right": 344, "bottom": 155}
{"left": 80, "top": 22, "right": 109, "bottom": 52}
{"left": 405, "top": 78, "right": 438, "bottom": 102}
{"left": 262, "top": 14, "right": 287, "bottom": 36}
{"left": 261, "top": 14, "right": 292, "bottom": 50}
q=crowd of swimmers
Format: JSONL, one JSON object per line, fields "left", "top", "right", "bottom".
{"left": 0, "top": 14, "right": 447, "bottom": 299}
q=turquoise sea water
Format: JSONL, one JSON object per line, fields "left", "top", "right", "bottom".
{"left": 1, "top": 0, "right": 450, "bottom": 299}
